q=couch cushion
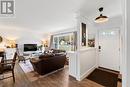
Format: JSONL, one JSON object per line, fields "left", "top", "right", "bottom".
{"left": 51, "top": 49, "right": 66, "bottom": 53}
{"left": 39, "top": 53, "right": 54, "bottom": 59}
{"left": 30, "top": 58, "right": 40, "bottom": 63}
{"left": 54, "top": 52, "right": 66, "bottom": 56}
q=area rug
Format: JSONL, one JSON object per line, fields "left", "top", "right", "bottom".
{"left": 87, "top": 68, "right": 118, "bottom": 87}
{"left": 19, "top": 60, "right": 66, "bottom": 82}
{"left": 19, "top": 60, "right": 41, "bottom": 82}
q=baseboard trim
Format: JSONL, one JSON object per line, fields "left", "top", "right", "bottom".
{"left": 76, "top": 65, "right": 96, "bottom": 81}
{"left": 98, "top": 66, "right": 119, "bottom": 74}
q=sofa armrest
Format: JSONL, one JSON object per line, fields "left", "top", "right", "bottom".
{"left": 30, "top": 58, "right": 40, "bottom": 63}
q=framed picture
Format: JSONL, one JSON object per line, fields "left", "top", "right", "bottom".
{"left": 88, "top": 34, "right": 95, "bottom": 47}
{"left": 81, "top": 23, "right": 86, "bottom": 46}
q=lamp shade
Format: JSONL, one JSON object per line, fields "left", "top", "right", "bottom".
{"left": 95, "top": 14, "right": 108, "bottom": 23}
{"left": 95, "top": 7, "right": 108, "bottom": 23}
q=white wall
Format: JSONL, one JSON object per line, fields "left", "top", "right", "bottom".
{"left": 69, "top": 14, "right": 97, "bottom": 81}
{"left": 68, "top": 52, "right": 77, "bottom": 77}
{"left": 76, "top": 14, "right": 97, "bottom": 50}
{"left": 76, "top": 48, "right": 97, "bottom": 81}
{"left": 51, "top": 27, "right": 77, "bottom": 35}
{"left": 68, "top": 48, "right": 97, "bottom": 81}
{"left": 122, "top": 0, "right": 129, "bottom": 87}
{"left": 17, "top": 35, "right": 43, "bottom": 53}
{"left": 0, "top": 26, "right": 44, "bottom": 52}
{"left": 126, "top": 0, "right": 130, "bottom": 86}
{"left": 78, "top": 13, "right": 123, "bottom": 73}
{"left": 93, "top": 15, "right": 123, "bottom": 74}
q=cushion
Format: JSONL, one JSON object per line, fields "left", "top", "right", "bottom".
{"left": 39, "top": 53, "right": 54, "bottom": 59}
{"left": 54, "top": 52, "right": 66, "bottom": 56}
{"left": 30, "top": 58, "right": 40, "bottom": 63}
{"left": 51, "top": 49, "right": 66, "bottom": 53}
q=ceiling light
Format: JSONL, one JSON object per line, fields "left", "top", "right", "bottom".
{"left": 95, "top": 7, "right": 108, "bottom": 23}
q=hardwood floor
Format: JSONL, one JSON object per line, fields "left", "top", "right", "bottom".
{"left": 0, "top": 63, "right": 122, "bottom": 87}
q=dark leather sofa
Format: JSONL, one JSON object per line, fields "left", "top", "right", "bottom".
{"left": 30, "top": 53, "right": 66, "bottom": 75}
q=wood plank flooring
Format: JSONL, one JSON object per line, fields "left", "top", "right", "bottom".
{"left": 0, "top": 63, "right": 122, "bottom": 87}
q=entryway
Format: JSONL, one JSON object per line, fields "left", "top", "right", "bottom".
{"left": 98, "top": 28, "right": 120, "bottom": 71}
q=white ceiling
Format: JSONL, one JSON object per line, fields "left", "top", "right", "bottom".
{"left": 0, "top": 0, "right": 122, "bottom": 34}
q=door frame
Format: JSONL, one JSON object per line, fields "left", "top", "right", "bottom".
{"left": 97, "top": 27, "right": 121, "bottom": 72}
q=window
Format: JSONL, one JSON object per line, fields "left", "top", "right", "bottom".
{"left": 53, "top": 32, "right": 76, "bottom": 51}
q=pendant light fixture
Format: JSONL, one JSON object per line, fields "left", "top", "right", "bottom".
{"left": 95, "top": 7, "right": 108, "bottom": 23}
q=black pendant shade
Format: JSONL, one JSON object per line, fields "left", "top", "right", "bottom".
{"left": 95, "top": 7, "right": 108, "bottom": 23}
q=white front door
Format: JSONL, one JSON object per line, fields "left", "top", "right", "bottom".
{"left": 98, "top": 29, "right": 120, "bottom": 71}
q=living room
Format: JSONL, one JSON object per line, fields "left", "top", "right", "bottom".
{"left": 0, "top": 0, "right": 129, "bottom": 87}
